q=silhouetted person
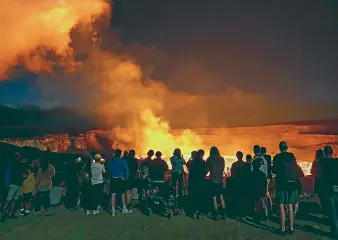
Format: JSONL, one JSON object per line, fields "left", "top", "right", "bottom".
{"left": 65, "top": 157, "right": 82, "bottom": 210}
{"left": 187, "top": 149, "right": 206, "bottom": 219}
{"left": 273, "top": 141, "right": 300, "bottom": 235}
{"left": 206, "top": 146, "right": 227, "bottom": 221}
{"left": 251, "top": 145, "right": 268, "bottom": 177}
{"left": 230, "top": 151, "right": 246, "bottom": 218}
{"left": 261, "top": 146, "right": 273, "bottom": 218}
{"left": 250, "top": 157, "right": 268, "bottom": 222}
{"left": 170, "top": 148, "right": 186, "bottom": 197}
{"left": 125, "top": 150, "right": 139, "bottom": 210}
{"left": 320, "top": 146, "right": 338, "bottom": 238}
{"left": 311, "top": 149, "right": 327, "bottom": 219}
{"left": 35, "top": 157, "right": 56, "bottom": 216}
{"left": 1, "top": 153, "right": 25, "bottom": 220}
{"left": 141, "top": 150, "right": 154, "bottom": 170}
{"left": 151, "top": 151, "right": 169, "bottom": 181}
{"left": 109, "top": 149, "right": 130, "bottom": 216}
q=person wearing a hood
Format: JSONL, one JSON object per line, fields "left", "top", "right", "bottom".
{"left": 109, "top": 149, "right": 130, "bottom": 216}
{"left": 170, "top": 148, "right": 186, "bottom": 197}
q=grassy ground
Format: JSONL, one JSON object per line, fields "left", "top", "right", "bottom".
{"left": 0, "top": 206, "right": 333, "bottom": 240}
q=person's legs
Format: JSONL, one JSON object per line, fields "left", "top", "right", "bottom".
{"left": 279, "top": 204, "right": 286, "bottom": 231}
{"left": 171, "top": 173, "right": 178, "bottom": 195}
{"left": 42, "top": 191, "right": 50, "bottom": 212}
{"left": 121, "top": 181, "right": 131, "bottom": 214}
{"left": 287, "top": 204, "right": 295, "bottom": 231}
{"left": 111, "top": 193, "right": 117, "bottom": 215}
{"left": 327, "top": 195, "right": 338, "bottom": 235}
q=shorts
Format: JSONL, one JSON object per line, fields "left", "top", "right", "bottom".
{"left": 208, "top": 181, "right": 224, "bottom": 197}
{"left": 125, "top": 180, "right": 135, "bottom": 191}
{"left": 276, "top": 189, "right": 299, "bottom": 205}
{"left": 110, "top": 177, "right": 126, "bottom": 194}
{"left": 6, "top": 184, "right": 20, "bottom": 201}
{"left": 23, "top": 192, "right": 33, "bottom": 202}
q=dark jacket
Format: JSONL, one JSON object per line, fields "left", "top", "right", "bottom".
{"left": 187, "top": 157, "right": 206, "bottom": 183}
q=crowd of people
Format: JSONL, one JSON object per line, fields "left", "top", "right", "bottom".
{"left": 1, "top": 141, "right": 338, "bottom": 238}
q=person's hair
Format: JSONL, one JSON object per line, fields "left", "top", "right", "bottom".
{"left": 261, "top": 147, "right": 267, "bottom": 154}
{"left": 173, "top": 148, "right": 181, "bottom": 157}
{"left": 147, "top": 150, "right": 154, "bottom": 157}
{"left": 191, "top": 151, "right": 197, "bottom": 158}
{"left": 246, "top": 154, "right": 253, "bottom": 163}
{"left": 155, "top": 151, "right": 162, "bottom": 158}
{"left": 40, "top": 157, "right": 49, "bottom": 173}
{"left": 315, "top": 149, "right": 324, "bottom": 161}
{"left": 129, "top": 149, "right": 136, "bottom": 157}
{"left": 236, "top": 151, "right": 243, "bottom": 160}
{"left": 209, "top": 146, "right": 221, "bottom": 162}
{"left": 114, "top": 149, "right": 122, "bottom": 157}
{"left": 197, "top": 149, "right": 205, "bottom": 158}
{"left": 279, "top": 141, "right": 288, "bottom": 151}
{"left": 324, "top": 145, "right": 333, "bottom": 156}
{"left": 253, "top": 145, "right": 261, "bottom": 155}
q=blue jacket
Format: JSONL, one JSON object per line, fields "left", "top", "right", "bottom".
{"left": 110, "top": 157, "right": 129, "bottom": 180}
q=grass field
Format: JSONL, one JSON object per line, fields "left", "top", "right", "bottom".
{"left": 0, "top": 206, "right": 333, "bottom": 240}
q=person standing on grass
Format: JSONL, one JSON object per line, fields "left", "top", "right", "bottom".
{"left": 260, "top": 146, "right": 273, "bottom": 219}
{"left": 1, "top": 153, "right": 25, "bottom": 220}
{"left": 89, "top": 154, "right": 105, "bottom": 215}
{"left": 20, "top": 165, "right": 35, "bottom": 218}
{"left": 320, "top": 146, "right": 338, "bottom": 238}
{"left": 170, "top": 148, "right": 186, "bottom": 197}
{"left": 230, "top": 151, "right": 246, "bottom": 219}
{"left": 151, "top": 151, "right": 169, "bottom": 181}
{"left": 35, "top": 158, "right": 55, "bottom": 216}
{"left": 187, "top": 149, "right": 206, "bottom": 219}
{"left": 311, "top": 149, "right": 327, "bottom": 219}
{"left": 110, "top": 149, "right": 130, "bottom": 216}
{"left": 273, "top": 141, "right": 300, "bottom": 236}
{"left": 125, "top": 149, "right": 139, "bottom": 210}
{"left": 206, "top": 146, "right": 227, "bottom": 221}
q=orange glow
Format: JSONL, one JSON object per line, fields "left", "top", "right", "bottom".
{"left": 139, "top": 109, "right": 204, "bottom": 157}
{"left": 0, "top": 0, "right": 110, "bottom": 78}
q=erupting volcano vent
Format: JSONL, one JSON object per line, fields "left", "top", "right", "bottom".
{"left": 0, "top": 0, "right": 204, "bottom": 157}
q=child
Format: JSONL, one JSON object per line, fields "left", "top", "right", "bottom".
{"left": 21, "top": 166, "right": 35, "bottom": 218}
{"left": 251, "top": 159, "right": 269, "bottom": 222}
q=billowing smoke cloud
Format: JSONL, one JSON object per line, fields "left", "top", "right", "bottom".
{"left": 0, "top": 0, "right": 110, "bottom": 78}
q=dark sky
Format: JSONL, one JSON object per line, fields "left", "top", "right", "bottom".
{"left": 112, "top": 0, "right": 338, "bottom": 102}
{"left": 1, "top": 0, "right": 338, "bottom": 115}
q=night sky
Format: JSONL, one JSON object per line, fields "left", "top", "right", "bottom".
{"left": 1, "top": 0, "right": 338, "bottom": 125}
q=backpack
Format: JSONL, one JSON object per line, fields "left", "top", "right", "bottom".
{"left": 279, "top": 152, "right": 299, "bottom": 182}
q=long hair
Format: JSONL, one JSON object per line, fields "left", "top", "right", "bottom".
{"left": 173, "top": 148, "right": 181, "bottom": 157}
{"left": 210, "top": 146, "right": 221, "bottom": 161}
{"left": 40, "top": 157, "right": 49, "bottom": 173}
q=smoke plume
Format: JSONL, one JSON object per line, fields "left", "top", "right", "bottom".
{"left": 0, "top": 0, "right": 110, "bottom": 78}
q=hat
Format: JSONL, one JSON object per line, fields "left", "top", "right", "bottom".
{"left": 94, "top": 154, "right": 102, "bottom": 160}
